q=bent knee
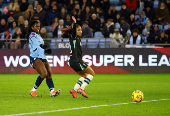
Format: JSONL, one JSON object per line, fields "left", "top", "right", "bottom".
{"left": 92, "top": 72, "right": 95, "bottom": 77}
{"left": 40, "top": 71, "right": 48, "bottom": 78}
{"left": 82, "top": 74, "right": 87, "bottom": 78}
{"left": 46, "top": 73, "right": 52, "bottom": 79}
{"left": 85, "top": 72, "right": 95, "bottom": 77}
{"left": 90, "top": 72, "right": 95, "bottom": 77}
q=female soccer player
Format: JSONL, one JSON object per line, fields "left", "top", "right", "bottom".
{"left": 27, "top": 20, "right": 61, "bottom": 97}
{"left": 61, "top": 16, "right": 95, "bottom": 98}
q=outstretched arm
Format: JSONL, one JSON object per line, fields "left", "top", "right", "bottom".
{"left": 72, "top": 16, "right": 77, "bottom": 38}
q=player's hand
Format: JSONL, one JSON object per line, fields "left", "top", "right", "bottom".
{"left": 45, "top": 49, "right": 52, "bottom": 54}
{"left": 40, "top": 44, "right": 48, "bottom": 49}
{"left": 72, "top": 16, "right": 76, "bottom": 23}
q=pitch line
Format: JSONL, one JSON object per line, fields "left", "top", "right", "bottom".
{"left": 1, "top": 98, "right": 170, "bottom": 116}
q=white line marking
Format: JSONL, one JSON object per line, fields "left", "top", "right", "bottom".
{"left": 1, "top": 98, "right": 170, "bottom": 116}
{"left": 159, "top": 99, "right": 170, "bottom": 100}
{"left": 99, "top": 105, "right": 109, "bottom": 106}
{"left": 150, "top": 100, "right": 159, "bottom": 101}
{"left": 141, "top": 101, "right": 150, "bottom": 103}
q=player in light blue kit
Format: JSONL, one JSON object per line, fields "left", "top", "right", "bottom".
{"left": 27, "top": 20, "right": 61, "bottom": 97}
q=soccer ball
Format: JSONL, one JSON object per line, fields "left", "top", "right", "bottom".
{"left": 132, "top": 90, "right": 144, "bottom": 102}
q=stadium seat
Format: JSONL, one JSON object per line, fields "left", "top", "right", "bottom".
{"left": 0, "top": 8, "right": 4, "bottom": 14}
{"left": 91, "top": 33, "right": 93, "bottom": 37}
{"left": 158, "top": 25, "right": 163, "bottom": 31}
{"left": 153, "top": 0, "right": 159, "bottom": 9}
{"left": 135, "top": 15, "right": 140, "bottom": 20}
{"left": 44, "top": 26, "right": 52, "bottom": 32}
{"left": 110, "top": 0, "right": 119, "bottom": 6}
{"left": 81, "top": 39, "right": 87, "bottom": 43}
{"left": 106, "top": 43, "right": 110, "bottom": 48}
{"left": 105, "top": 39, "right": 111, "bottom": 48}
{"left": 106, "top": 39, "right": 111, "bottom": 44}
{"left": 99, "top": 43, "right": 106, "bottom": 48}
{"left": 82, "top": 43, "right": 86, "bottom": 48}
{"left": 163, "top": 25, "right": 169, "bottom": 31}
{"left": 51, "top": 39, "right": 62, "bottom": 43}
{"left": 63, "top": 39, "right": 69, "bottom": 42}
{"left": 81, "top": 39, "right": 87, "bottom": 48}
{"left": 48, "top": 32, "right": 53, "bottom": 38}
{"left": 115, "top": 6, "right": 121, "bottom": 11}
{"left": 50, "top": 44, "right": 55, "bottom": 49}
{"left": 87, "top": 43, "right": 98, "bottom": 48}
{"left": 99, "top": 39, "right": 105, "bottom": 43}
{"left": 87, "top": 39, "right": 99, "bottom": 43}
{"left": 94, "top": 32, "right": 104, "bottom": 38}
{"left": 50, "top": 39, "right": 62, "bottom": 49}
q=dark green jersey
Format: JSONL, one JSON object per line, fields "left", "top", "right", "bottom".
{"left": 69, "top": 23, "right": 82, "bottom": 62}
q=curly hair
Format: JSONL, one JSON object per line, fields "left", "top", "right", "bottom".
{"left": 26, "top": 20, "right": 39, "bottom": 41}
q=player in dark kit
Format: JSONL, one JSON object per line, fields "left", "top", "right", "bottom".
{"left": 61, "top": 16, "right": 95, "bottom": 98}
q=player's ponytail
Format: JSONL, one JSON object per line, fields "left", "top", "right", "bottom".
{"left": 26, "top": 20, "right": 39, "bottom": 42}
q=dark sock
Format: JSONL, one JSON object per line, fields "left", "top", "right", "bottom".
{"left": 34, "top": 76, "right": 44, "bottom": 89}
{"left": 46, "top": 78, "right": 55, "bottom": 91}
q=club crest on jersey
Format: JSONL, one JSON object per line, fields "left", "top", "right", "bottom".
{"left": 32, "top": 33, "right": 35, "bottom": 35}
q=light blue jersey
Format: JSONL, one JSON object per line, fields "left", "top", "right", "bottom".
{"left": 29, "top": 32, "right": 46, "bottom": 59}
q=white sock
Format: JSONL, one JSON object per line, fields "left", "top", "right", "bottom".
{"left": 32, "top": 87, "right": 36, "bottom": 91}
{"left": 81, "top": 74, "right": 93, "bottom": 90}
{"left": 74, "top": 77, "right": 85, "bottom": 91}
{"left": 50, "top": 89, "right": 55, "bottom": 93}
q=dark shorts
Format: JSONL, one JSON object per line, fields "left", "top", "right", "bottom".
{"left": 69, "top": 60, "right": 88, "bottom": 72}
{"left": 30, "top": 56, "right": 47, "bottom": 68}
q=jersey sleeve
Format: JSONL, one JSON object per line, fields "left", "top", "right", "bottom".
{"left": 72, "top": 23, "right": 77, "bottom": 38}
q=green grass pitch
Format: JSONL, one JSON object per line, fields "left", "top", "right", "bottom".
{"left": 0, "top": 74, "right": 170, "bottom": 116}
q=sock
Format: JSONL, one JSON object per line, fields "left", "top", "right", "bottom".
{"left": 46, "top": 78, "right": 55, "bottom": 92}
{"left": 32, "top": 87, "right": 36, "bottom": 91}
{"left": 32, "top": 76, "right": 44, "bottom": 90}
{"left": 81, "top": 74, "right": 93, "bottom": 90}
{"left": 74, "top": 77, "right": 85, "bottom": 91}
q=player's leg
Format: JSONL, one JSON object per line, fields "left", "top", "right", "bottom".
{"left": 79, "top": 66, "right": 95, "bottom": 90}
{"left": 69, "top": 62, "right": 86, "bottom": 98}
{"left": 30, "top": 59, "right": 47, "bottom": 96}
{"left": 71, "top": 61, "right": 90, "bottom": 91}
{"left": 43, "top": 61, "right": 61, "bottom": 97}
{"left": 77, "top": 64, "right": 95, "bottom": 90}
{"left": 76, "top": 66, "right": 95, "bottom": 98}
{"left": 70, "top": 73, "right": 86, "bottom": 98}
{"left": 73, "top": 76, "right": 86, "bottom": 91}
